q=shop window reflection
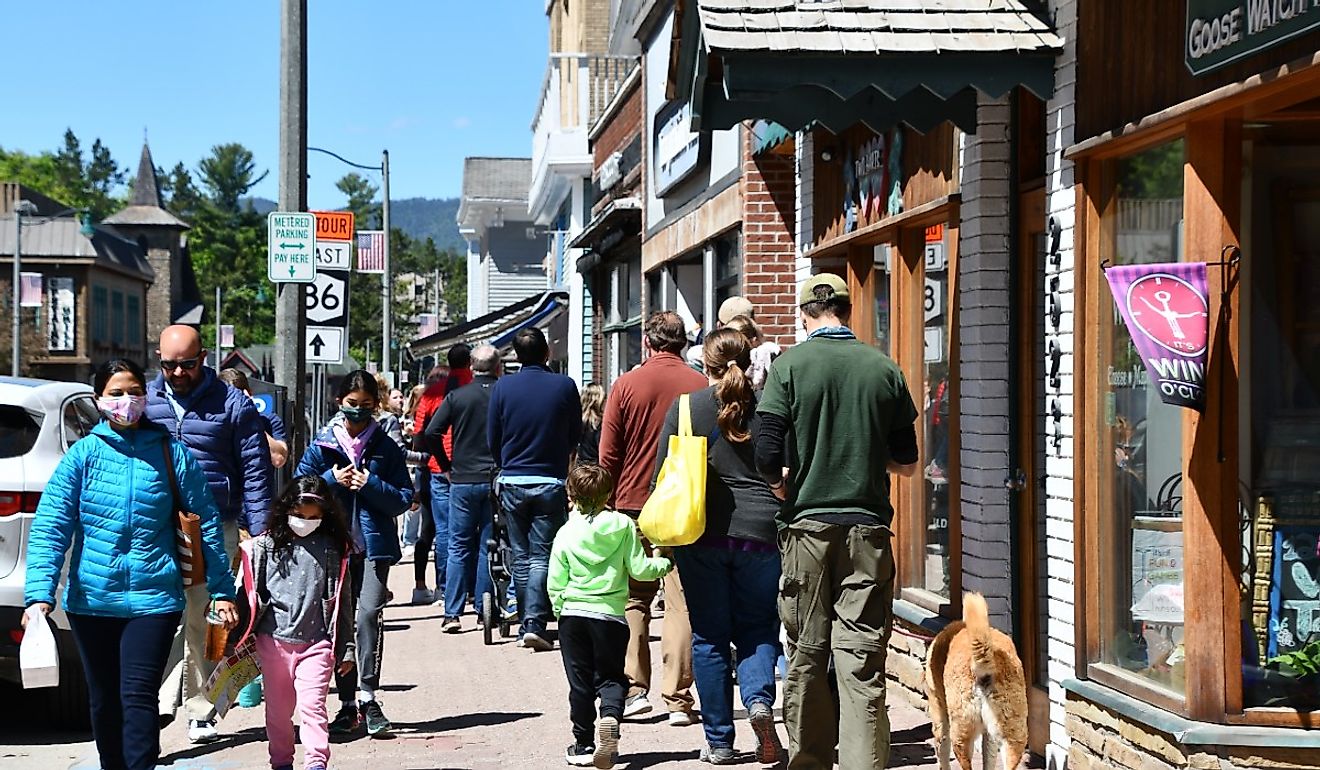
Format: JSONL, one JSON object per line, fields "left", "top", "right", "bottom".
{"left": 923, "top": 227, "right": 951, "bottom": 598}
{"left": 1096, "top": 139, "right": 1187, "bottom": 694}
{"left": 1240, "top": 142, "right": 1320, "bottom": 711}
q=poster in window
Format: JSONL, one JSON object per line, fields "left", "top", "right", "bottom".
{"left": 1268, "top": 524, "right": 1320, "bottom": 658}
{"left": 46, "top": 277, "right": 75, "bottom": 352}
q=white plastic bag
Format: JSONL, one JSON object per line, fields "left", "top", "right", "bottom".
{"left": 20, "top": 606, "right": 59, "bottom": 689}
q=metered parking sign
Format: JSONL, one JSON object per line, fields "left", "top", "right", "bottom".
{"left": 268, "top": 212, "right": 316, "bottom": 283}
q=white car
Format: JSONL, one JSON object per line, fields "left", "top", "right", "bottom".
{"left": 0, "top": 376, "right": 98, "bottom": 727}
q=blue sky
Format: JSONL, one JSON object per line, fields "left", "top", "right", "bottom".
{"left": 6, "top": 2, "right": 548, "bottom": 207}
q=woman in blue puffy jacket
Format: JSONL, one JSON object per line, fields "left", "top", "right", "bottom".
{"left": 24, "top": 358, "right": 237, "bottom": 770}
{"left": 295, "top": 369, "right": 413, "bottom": 738}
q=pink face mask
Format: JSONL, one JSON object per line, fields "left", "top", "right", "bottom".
{"left": 97, "top": 394, "right": 147, "bottom": 427}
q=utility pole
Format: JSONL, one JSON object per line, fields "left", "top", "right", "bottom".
{"left": 274, "top": 0, "right": 308, "bottom": 457}
{"left": 11, "top": 206, "right": 23, "bottom": 377}
{"left": 381, "top": 149, "right": 392, "bottom": 376}
{"left": 214, "top": 286, "right": 222, "bottom": 369}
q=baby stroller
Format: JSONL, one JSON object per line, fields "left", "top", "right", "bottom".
{"left": 481, "top": 480, "right": 516, "bottom": 645}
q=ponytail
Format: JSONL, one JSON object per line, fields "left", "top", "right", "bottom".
{"left": 704, "top": 328, "right": 755, "bottom": 444}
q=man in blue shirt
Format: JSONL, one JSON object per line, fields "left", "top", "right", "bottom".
{"left": 487, "top": 328, "right": 582, "bottom": 651}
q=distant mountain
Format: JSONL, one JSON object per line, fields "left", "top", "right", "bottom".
{"left": 392, "top": 198, "right": 463, "bottom": 252}
{"left": 242, "top": 196, "right": 463, "bottom": 253}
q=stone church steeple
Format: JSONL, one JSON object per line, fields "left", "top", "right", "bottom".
{"left": 105, "top": 141, "right": 202, "bottom": 345}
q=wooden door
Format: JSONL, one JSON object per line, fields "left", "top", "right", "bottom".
{"left": 1014, "top": 185, "right": 1051, "bottom": 755}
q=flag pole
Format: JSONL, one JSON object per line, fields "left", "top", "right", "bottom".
{"left": 381, "top": 149, "right": 392, "bottom": 377}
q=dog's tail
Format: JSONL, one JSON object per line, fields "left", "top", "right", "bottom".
{"left": 963, "top": 592, "right": 996, "bottom": 683}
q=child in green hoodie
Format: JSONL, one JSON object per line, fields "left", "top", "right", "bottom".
{"left": 549, "top": 463, "right": 672, "bottom": 768}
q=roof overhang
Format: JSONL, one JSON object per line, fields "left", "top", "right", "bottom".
{"left": 672, "top": 1, "right": 1063, "bottom": 135}
{"left": 568, "top": 197, "right": 642, "bottom": 258}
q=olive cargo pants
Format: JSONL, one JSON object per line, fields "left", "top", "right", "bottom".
{"left": 779, "top": 519, "right": 895, "bottom": 770}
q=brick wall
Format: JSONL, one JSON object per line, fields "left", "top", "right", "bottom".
{"left": 1045, "top": 0, "right": 1079, "bottom": 763}
{"left": 741, "top": 127, "right": 798, "bottom": 347}
{"left": 957, "top": 93, "right": 1015, "bottom": 632}
{"left": 593, "top": 82, "right": 642, "bottom": 169}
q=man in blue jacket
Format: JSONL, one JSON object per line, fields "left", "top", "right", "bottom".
{"left": 488, "top": 328, "right": 582, "bottom": 652}
{"left": 147, "top": 325, "right": 272, "bottom": 743}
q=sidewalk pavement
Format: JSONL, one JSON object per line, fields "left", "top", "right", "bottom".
{"left": 1, "top": 559, "right": 940, "bottom": 769}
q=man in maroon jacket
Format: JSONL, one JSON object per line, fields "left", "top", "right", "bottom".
{"left": 598, "top": 311, "right": 706, "bottom": 725}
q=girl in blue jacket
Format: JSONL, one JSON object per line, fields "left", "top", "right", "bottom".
{"left": 24, "top": 358, "right": 237, "bottom": 770}
{"left": 294, "top": 369, "right": 412, "bottom": 738}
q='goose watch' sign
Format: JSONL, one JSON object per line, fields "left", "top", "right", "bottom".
{"left": 1187, "top": 0, "right": 1320, "bottom": 75}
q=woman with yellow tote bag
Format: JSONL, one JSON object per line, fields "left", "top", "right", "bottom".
{"left": 639, "top": 394, "right": 706, "bottom": 546}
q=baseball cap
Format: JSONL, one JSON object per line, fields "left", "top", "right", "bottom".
{"left": 717, "top": 296, "right": 754, "bottom": 325}
{"left": 798, "top": 273, "right": 850, "bottom": 305}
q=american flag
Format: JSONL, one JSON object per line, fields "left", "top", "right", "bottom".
{"left": 19, "top": 273, "right": 43, "bottom": 307}
{"left": 356, "top": 230, "right": 386, "bottom": 274}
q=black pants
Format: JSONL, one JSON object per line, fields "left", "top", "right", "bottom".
{"left": 68, "top": 611, "right": 182, "bottom": 770}
{"left": 558, "top": 614, "right": 628, "bottom": 746}
{"left": 415, "top": 498, "right": 436, "bottom": 584}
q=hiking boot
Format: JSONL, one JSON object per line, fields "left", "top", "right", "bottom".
{"left": 565, "top": 743, "right": 596, "bottom": 766}
{"left": 328, "top": 702, "right": 360, "bottom": 735}
{"left": 361, "top": 699, "right": 392, "bottom": 737}
{"left": 748, "top": 702, "right": 783, "bottom": 764}
{"left": 594, "top": 715, "right": 620, "bottom": 769}
{"left": 700, "top": 746, "right": 739, "bottom": 764}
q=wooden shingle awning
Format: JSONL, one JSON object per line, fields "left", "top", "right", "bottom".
{"left": 672, "top": 0, "right": 1063, "bottom": 134}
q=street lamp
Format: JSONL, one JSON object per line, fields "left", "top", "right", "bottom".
{"left": 11, "top": 202, "right": 94, "bottom": 376}
{"left": 308, "top": 146, "right": 392, "bottom": 374}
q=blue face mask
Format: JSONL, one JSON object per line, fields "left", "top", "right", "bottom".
{"left": 340, "top": 405, "right": 374, "bottom": 424}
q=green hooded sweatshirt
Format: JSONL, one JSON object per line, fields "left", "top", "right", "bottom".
{"left": 548, "top": 509, "right": 671, "bottom": 618}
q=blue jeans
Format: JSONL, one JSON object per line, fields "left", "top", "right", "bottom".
{"left": 499, "top": 482, "right": 568, "bottom": 636}
{"left": 445, "top": 482, "right": 494, "bottom": 618}
{"left": 675, "top": 545, "right": 781, "bottom": 750}
{"left": 430, "top": 473, "right": 451, "bottom": 594}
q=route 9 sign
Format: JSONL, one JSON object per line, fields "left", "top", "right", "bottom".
{"left": 304, "top": 269, "right": 349, "bottom": 326}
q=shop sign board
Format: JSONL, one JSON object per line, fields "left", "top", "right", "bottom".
{"left": 653, "top": 100, "right": 707, "bottom": 196}
{"left": 1186, "top": 0, "right": 1320, "bottom": 76}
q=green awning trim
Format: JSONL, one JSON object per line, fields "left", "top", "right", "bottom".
{"left": 751, "top": 120, "right": 793, "bottom": 155}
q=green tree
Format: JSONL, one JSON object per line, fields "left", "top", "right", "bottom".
{"left": 187, "top": 145, "right": 273, "bottom": 350}
{"left": 0, "top": 129, "right": 125, "bottom": 219}
{"left": 335, "top": 173, "right": 381, "bottom": 228}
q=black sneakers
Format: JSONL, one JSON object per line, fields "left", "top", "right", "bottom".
{"left": 565, "top": 743, "right": 595, "bottom": 766}
{"left": 329, "top": 702, "right": 360, "bottom": 735}
{"left": 361, "top": 699, "right": 392, "bottom": 737}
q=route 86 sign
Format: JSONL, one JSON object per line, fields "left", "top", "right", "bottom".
{"left": 304, "top": 269, "right": 349, "bottom": 326}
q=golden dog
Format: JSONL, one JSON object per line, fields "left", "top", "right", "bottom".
{"left": 924, "top": 593, "right": 1028, "bottom": 770}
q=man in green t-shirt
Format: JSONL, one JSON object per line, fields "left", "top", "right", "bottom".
{"left": 755, "top": 272, "right": 919, "bottom": 770}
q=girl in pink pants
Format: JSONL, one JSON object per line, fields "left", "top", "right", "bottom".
{"left": 235, "top": 476, "right": 355, "bottom": 770}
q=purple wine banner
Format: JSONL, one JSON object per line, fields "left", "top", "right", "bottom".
{"left": 1104, "top": 261, "right": 1211, "bottom": 411}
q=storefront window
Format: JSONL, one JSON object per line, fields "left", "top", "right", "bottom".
{"left": 873, "top": 243, "right": 891, "bottom": 355}
{"left": 714, "top": 235, "right": 740, "bottom": 308}
{"left": 1094, "top": 139, "right": 1187, "bottom": 694}
{"left": 922, "top": 226, "right": 952, "bottom": 597}
{"left": 1240, "top": 137, "right": 1320, "bottom": 711}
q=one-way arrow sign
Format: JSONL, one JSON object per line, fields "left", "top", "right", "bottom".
{"left": 306, "top": 325, "right": 344, "bottom": 364}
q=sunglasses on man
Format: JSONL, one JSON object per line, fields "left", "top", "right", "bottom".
{"left": 159, "top": 356, "right": 203, "bottom": 372}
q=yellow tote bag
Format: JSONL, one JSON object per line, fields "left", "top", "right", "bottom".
{"left": 639, "top": 394, "right": 707, "bottom": 546}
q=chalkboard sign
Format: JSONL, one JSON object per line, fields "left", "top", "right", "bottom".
{"left": 1268, "top": 524, "right": 1320, "bottom": 658}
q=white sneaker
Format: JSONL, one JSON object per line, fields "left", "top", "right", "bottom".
{"left": 668, "top": 710, "right": 698, "bottom": 727}
{"left": 521, "top": 631, "right": 553, "bottom": 652}
{"left": 622, "top": 693, "right": 652, "bottom": 718}
{"left": 188, "top": 719, "right": 219, "bottom": 743}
